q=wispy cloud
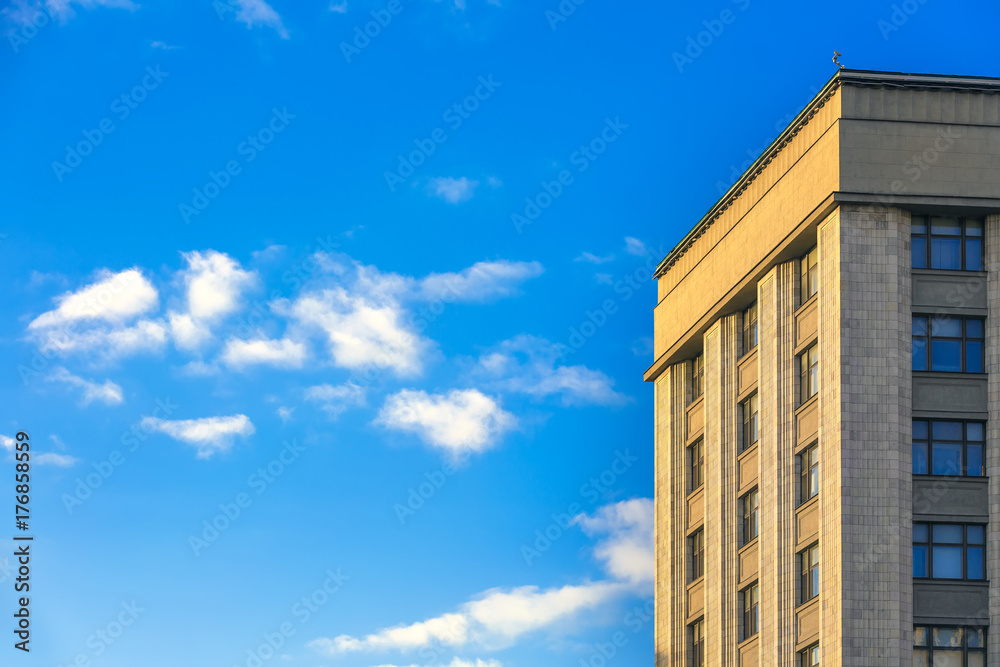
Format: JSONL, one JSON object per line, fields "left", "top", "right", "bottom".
{"left": 428, "top": 177, "right": 478, "bottom": 204}
{"left": 416, "top": 260, "right": 543, "bottom": 303}
{"left": 574, "top": 251, "right": 615, "bottom": 264}
{"left": 229, "top": 0, "right": 288, "bottom": 38}
{"left": 328, "top": 0, "right": 348, "bottom": 12}
{"left": 374, "top": 659, "right": 501, "bottom": 667}
{"left": 623, "top": 237, "right": 648, "bottom": 256}
{"left": 573, "top": 499, "right": 654, "bottom": 587}
{"left": 305, "top": 382, "right": 366, "bottom": 418}
{"left": 29, "top": 268, "right": 158, "bottom": 329}
{"left": 221, "top": 337, "right": 307, "bottom": 369}
{"left": 49, "top": 367, "right": 123, "bottom": 405}
{"left": 377, "top": 389, "right": 514, "bottom": 455}
{"left": 140, "top": 414, "right": 255, "bottom": 459}
{"left": 149, "top": 40, "right": 179, "bottom": 50}
{"left": 35, "top": 452, "right": 79, "bottom": 467}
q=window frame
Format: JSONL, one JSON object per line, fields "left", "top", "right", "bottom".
{"left": 912, "top": 419, "right": 986, "bottom": 477}
{"left": 913, "top": 522, "right": 986, "bottom": 581}
{"left": 688, "top": 439, "right": 704, "bottom": 494}
{"left": 912, "top": 315, "right": 985, "bottom": 373}
{"left": 742, "top": 302, "right": 758, "bottom": 354}
{"left": 690, "top": 353, "right": 704, "bottom": 403}
{"left": 911, "top": 215, "right": 984, "bottom": 272}
{"left": 799, "top": 343, "right": 819, "bottom": 404}
{"left": 799, "top": 643, "right": 819, "bottom": 667}
{"left": 800, "top": 543, "right": 819, "bottom": 604}
{"left": 800, "top": 246, "right": 818, "bottom": 303}
{"left": 741, "top": 582, "right": 759, "bottom": 641}
{"left": 914, "top": 625, "right": 987, "bottom": 666}
{"left": 689, "top": 529, "right": 704, "bottom": 581}
{"left": 741, "top": 487, "right": 759, "bottom": 546}
{"left": 689, "top": 619, "right": 705, "bottom": 667}
{"left": 741, "top": 393, "right": 759, "bottom": 453}
{"left": 799, "top": 443, "right": 819, "bottom": 505}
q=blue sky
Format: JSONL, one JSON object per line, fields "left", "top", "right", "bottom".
{"left": 1, "top": 1, "right": 998, "bottom": 666}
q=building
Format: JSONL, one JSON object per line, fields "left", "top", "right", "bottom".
{"left": 647, "top": 69, "right": 1000, "bottom": 665}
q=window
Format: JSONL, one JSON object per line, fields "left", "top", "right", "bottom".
{"left": 799, "top": 344, "right": 819, "bottom": 404}
{"left": 689, "top": 620, "right": 705, "bottom": 667}
{"left": 913, "top": 523, "right": 985, "bottom": 580}
{"left": 688, "top": 439, "right": 704, "bottom": 493}
{"left": 799, "top": 644, "right": 819, "bottom": 667}
{"left": 912, "top": 315, "right": 984, "bottom": 373}
{"left": 913, "top": 420, "right": 985, "bottom": 477}
{"left": 741, "top": 488, "right": 759, "bottom": 545}
{"left": 689, "top": 529, "right": 704, "bottom": 581}
{"left": 912, "top": 216, "right": 984, "bottom": 271}
{"left": 741, "top": 393, "right": 759, "bottom": 452}
{"left": 741, "top": 583, "right": 759, "bottom": 640}
{"left": 801, "top": 246, "right": 818, "bottom": 302}
{"left": 690, "top": 353, "right": 704, "bottom": 403}
{"left": 800, "top": 544, "right": 819, "bottom": 603}
{"left": 743, "top": 302, "right": 758, "bottom": 353}
{"left": 799, "top": 444, "right": 819, "bottom": 504}
{"left": 914, "top": 626, "right": 986, "bottom": 667}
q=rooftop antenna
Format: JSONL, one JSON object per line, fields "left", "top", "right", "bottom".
{"left": 833, "top": 51, "right": 844, "bottom": 69}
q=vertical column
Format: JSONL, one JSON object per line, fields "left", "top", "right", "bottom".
{"left": 819, "top": 204, "right": 912, "bottom": 665}
{"left": 985, "top": 213, "right": 1000, "bottom": 666}
{"left": 758, "top": 260, "right": 800, "bottom": 665}
{"left": 654, "top": 362, "right": 689, "bottom": 666}
{"left": 704, "top": 315, "right": 741, "bottom": 665}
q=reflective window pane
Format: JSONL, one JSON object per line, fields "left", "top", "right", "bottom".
{"left": 934, "top": 525, "right": 964, "bottom": 543}
{"left": 930, "top": 340, "right": 961, "bottom": 372}
{"left": 966, "top": 422, "right": 983, "bottom": 441}
{"left": 932, "top": 546, "right": 963, "bottom": 578}
{"left": 966, "top": 239, "right": 983, "bottom": 270}
{"left": 914, "top": 524, "right": 928, "bottom": 542}
{"left": 913, "top": 442, "right": 928, "bottom": 474}
{"left": 913, "top": 237, "right": 928, "bottom": 268}
{"left": 913, "top": 217, "right": 928, "bottom": 234}
{"left": 934, "top": 421, "right": 963, "bottom": 440}
{"left": 968, "top": 628, "right": 986, "bottom": 647}
{"left": 931, "top": 318, "right": 962, "bottom": 337}
{"left": 913, "top": 316, "right": 929, "bottom": 336}
{"left": 913, "top": 649, "right": 928, "bottom": 667}
{"left": 932, "top": 652, "right": 962, "bottom": 667}
{"left": 931, "top": 238, "right": 962, "bottom": 269}
{"left": 913, "top": 339, "right": 928, "bottom": 371}
{"left": 967, "top": 445, "right": 984, "bottom": 477}
{"left": 966, "top": 218, "right": 984, "bottom": 237}
{"left": 914, "top": 626, "right": 928, "bottom": 646}
{"left": 968, "top": 654, "right": 985, "bottom": 667}
{"left": 931, "top": 443, "right": 963, "bottom": 475}
{"left": 968, "top": 547, "right": 985, "bottom": 579}
{"left": 966, "top": 319, "right": 984, "bottom": 338}
{"left": 932, "top": 627, "right": 963, "bottom": 647}
{"left": 968, "top": 525, "right": 985, "bottom": 545}
{"left": 913, "top": 545, "right": 928, "bottom": 577}
{"left": 966, "top": 342, "right": 983, "bottom": 373}
{"left": 931, "top": 218, "right": 962, "bottom": 235}
{"left": 914, "top": 420, "right": 929, "bottom": 439}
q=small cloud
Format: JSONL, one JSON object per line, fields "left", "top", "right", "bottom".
{"left": 49, "top": 367, "right": 123, "bottom": 405}
{"left": 376, "top": 389, "right": 514, "bottom": 456}
{"left": 276, "top": 406, "right": 294, "bottom": 422}
{"left": 305, "top": 383, "right": 366, "bottom": 419}
{"left": 631, "top": 337, "right": 654, "bottom": 357}
{"left": 140, "top": 414, "right": 255, "bottom": 459}
{"left": 252, "top": 244, "right": 287, "bottom": 262}
{"left": 328, "top": 0, "right": 348, "bottom": 12}
{"left": 0, "top": 436, "right": 14, "bottom": 451}
{"left": 428, "top": 177, "right": 478, "bottom": 204}
{"left": 35, "top": 452, "right": 79, "bottom": 467}
{"left": 574, "top": 498, "right": 654, "bottom": 587}
{"left": 486, "top": 176, "right": 502, "bottom": 188}
{"left": 230, "top": 0, "right": 289, "bottom": 38}
{"left": 575, "top": 251, "right": 615, "bottom": 265}
{"left": 594, "top": 273, "right": 614, "bottom": 286}
{"left": 221, "top": 337, "right": 308, "bottom": 369}
{"left": 623, "top": 237, "right": 648, "bottom": 256}
{"left": 149, "top": 40, "right": 179, "bottom": 50}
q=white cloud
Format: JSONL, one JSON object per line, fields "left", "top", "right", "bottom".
{"left": 574, "top": 499, "right": 654, "bottom": 587}
{"left": 574, "top": 251, "right": 615, "bottom": 264}
{"left": 32, "top": 318, "right": 168, "bottom": 360}
{"left": 417, "top": 261, "right": 543, "bottom": 303}
{"left": 276, "top": 406, "right": 294, "bottom": 422}
{"left": 309, "top": 581, "right": 624, "bottom": 655}
{"left": 34, "top": 452, "right": 79, "bottom": 467}
{"left": 623, "top": 237, "right": 648, "bottom": 256}
{"left": 28, "top": 268, "right": 158, "bottom": 330}
{"left": 149, "top": 40, "right": 179, "bottom": 49}
{"left": 374, "top": 660, "right": 501, "bottom": 667}
{"left": 475, "top": 336, "right": 627, "bottom": 407}
{"left": 231, "top": 0, "right": 288, "bottom": 38}
{"left": 429, "top": 177, "right": 478, "bottom": 204}
{"left": 177, "top": 250, "right": 257, "bottom": 321}
{"left": 221, "top": 337, "right": 307, "bottom": 369}
{"left": 328, "top": 0, "right": 347, "bottom": 12}
{"left": 0, "top": 436, "right": 15, "bottom": 451}
{"left": 49, "top": 367, "right": 123, "bottom": 405}
{"left": 305, "top": 383, "right": 366, "bottom": 418}
{"left": 377, "top": 389, "right": 513, "bottom": 455}
{"left": 140, "top": 414, "right": 255, "bottom": 459}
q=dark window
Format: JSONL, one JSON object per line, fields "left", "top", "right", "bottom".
{"left": 800, "top": 544, "right": 819, "bottom": 603}
{"left": 912, "top": 216, "right": 984, "bottom": 271}
{"left": 912, "top": 315, "right": 984, "bottom": 373}
{"left": 689, "top": 620, "right": 705, "bottom": 667}
{"left": 741, "top": 393, "right": 759, "bottom": 452}
{"left": 801, "top": 246, "right": 818, "bottom": 303}
{"left": 743, "top": 302, "right": 758, "bottom": 354}
{"left": 741, "top": 583, "right": 759, "bottom": 641}
{"left": 799, "top": 444, "right": 819, "bottom": 504}
{"left": 799, "top": 644, "right": 819, "bottom": 667}
{"left": 689, "top": 529, "right": 704, "bottom": 581}
{"left": 913, "top": 523, "right": 985, "bottom": 580}
{"left": 741, "top": 488, "right": 759, "bottom": 545}
{"left": 914, "top": 625, "right": 986, "bottom": 666}
{"left": 690, "top": 353, "right": 704, "bottom": 403}
{"left": 799, "top": 344, "right": 819, "bottom": 404}
{"left": 912, "top": 420, "right": 985, "bottom": 477}
{"left": 688, "top": 439, "right": 704, "bottom": 493}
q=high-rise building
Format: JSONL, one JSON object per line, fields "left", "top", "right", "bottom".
{"left": 647, "top": 69, "right": 1000, "bottom": 665}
